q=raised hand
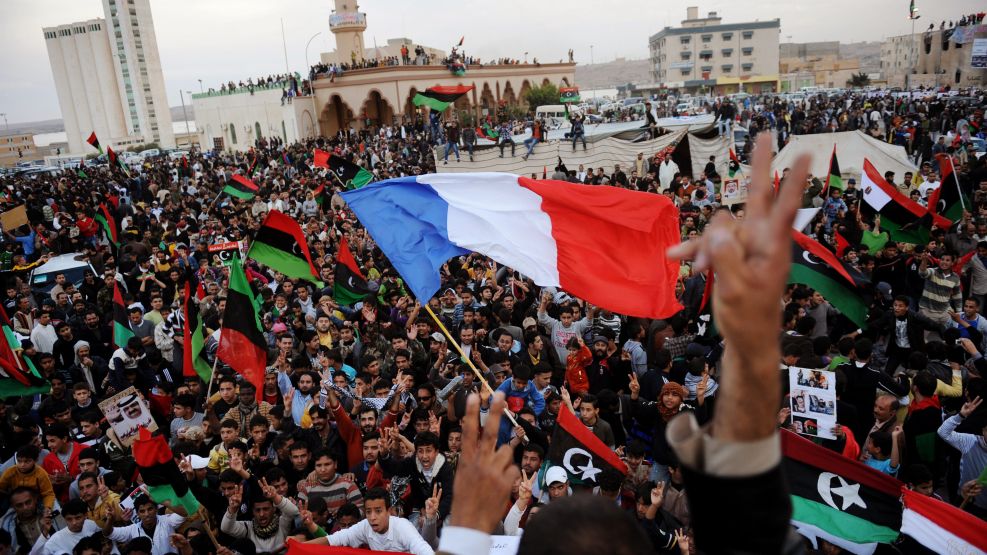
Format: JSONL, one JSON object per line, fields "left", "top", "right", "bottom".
{"left": 424, "top": 482, "right": 442, "bottom": 520}
{"left": 517, "top": 469, "right": 536, "bottom": 507}
{"left": 961, "top": 396, "right": 983, "bottom": 418}
{"left": 628, "top": 373, "right": 640, "bottom": 398}
{"left": 651, "top": 481, "right": 665, "bottom": 507}
{"left": 178, "top": 455, "right": 193, "bottom": 476}
{"left": 283, "top": 387, "right": 294, "bottom": 412}
{"left": 229, "top": 452, "right": 245, "bottom": 474}
{"left": 448, "top": 393, "right": 521, "bottom": 533}
{"left": 228, "top": 484, "right": 243, "bottom": 513}
{"left": 258, "top": 477, "right": 278, "bottom": 501}
{"left": 429, "top": 414, "right": 442, "bottom": 435}
{"left": 96, "top": 475, "right": 110, "bottom": 500}
{"left": 674, "top": 529, "right": 691, "bottom": 555}
{"left": 297, "top": 499, "right": 314, "bottom": 527}
{"left": 667, "top": 132, "right": 810, "bottom": 442}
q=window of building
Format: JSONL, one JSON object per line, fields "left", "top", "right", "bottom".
{"left": 742, "top": 47, "right": 753, "bottom": 55}
{"left": 722, "top": 32, "right": 733, "bottom": 40}
{"left": 681, "top": 51, "right": 691, "bottom": 59}
{"left": 701, "top": 65, "right": 713, "bottom": 73}
{"left": 742, "top": 31, "right": 754, "bottom": 39}
{"left": 721, "top": 64, "right": 733, "bottom": 71}
{"left": 680, "top": 68, "right": 691, "bottom": 75}
{"left": 680, "top": 36, "right": 690, "bottom": 44}
{"left": 699, "top": 50, "right": 713, "bottom": 61}
{"left": 742, "top": 63, "right": 753, "bottom": 71}
{"left": 722, "top": 48, "right": 733, "bottom": 56}
{"left": 701, "top": 34, "right": 712, "bottom": 42}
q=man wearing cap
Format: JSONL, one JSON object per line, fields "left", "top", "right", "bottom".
{"left": 539, "top": 466, "right": 571, "bottom": 503}
{"left": 586, "top": 334, "right": 622, "bottom": 394}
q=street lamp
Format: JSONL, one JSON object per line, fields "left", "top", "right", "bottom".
{"left": 305, "top": 32, "right": 322, "bottom": 74}
{"left": 198, "top": 79, "right": 203, "bottom": 93}
{"left": 590, "top": 45, "right": 596, "bottom": 103}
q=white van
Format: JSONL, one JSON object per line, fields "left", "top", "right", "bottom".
{"left": 534, "top": 105, "right": 572, "bottom": 128}
{"left": 139, "top": 148, "right": 161, "bottom": 160}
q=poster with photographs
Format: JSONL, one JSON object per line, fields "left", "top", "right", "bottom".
{"left": 121, "top": 484, "right": 149, "bottom": 523}
{"left": 789, "top": 367, "right": 837, "bottom": 440}
{"left": 721, "top": 177, "right": 750, "bottom": 206}
{"left": 98, "top": 386, "right": 157, "bottom": 447}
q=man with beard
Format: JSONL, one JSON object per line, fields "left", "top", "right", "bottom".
{"left": 278, "top": 370, "right": 319, "bottom": 426}
{"left": 587, "top": 335, "right": 624, "bottom": 394}
{"left": 221, "top": 479, "right": 299, "bottom": 553}
{"left": 323, "top": 388, "right": 396, "bottom": 473}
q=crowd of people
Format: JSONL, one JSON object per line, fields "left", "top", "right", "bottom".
{"left": 0, "top": 84, "right": 983, "bottom": 555}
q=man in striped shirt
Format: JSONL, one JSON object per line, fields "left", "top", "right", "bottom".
{"left": 917, "top": 251, "right": 962, "bottom": 341}
{"left": 297, "top": 449, "right": 363, "bottom": 517}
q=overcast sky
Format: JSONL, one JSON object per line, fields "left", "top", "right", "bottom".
{"left": 2, "top": 0, "right": 984, "bottom": 123}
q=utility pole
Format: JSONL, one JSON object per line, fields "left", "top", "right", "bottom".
{"left": 0, "top": 113, "right": 7, "bottom": 132}
{"left": 198, "top": 79, "right": 203, "bottom": 93}
{"left": 590, "top": 45, "right": 596, "bottom": 104}
{"left": 281, "top": 19, "right": 291, "bottom": 76}
{"left": 907, "top": 2, "right": 920, "bottom": 93}
{"left": 179, "top": 90, "right": 191, "bottom": 148}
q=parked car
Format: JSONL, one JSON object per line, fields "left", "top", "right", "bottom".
{"left": 29, "top": 253, "right": 97, "bottom": 296}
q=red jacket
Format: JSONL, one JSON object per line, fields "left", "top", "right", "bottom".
{"left": 565, "top": 345, "right": 592, "bottom": 394}
{"left": 42, "top": 441, "right": 84, "bottom": 503}
{"left": 331, "top": 402, "right": 397, "bottom": 470}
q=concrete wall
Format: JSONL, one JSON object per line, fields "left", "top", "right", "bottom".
{"left": 192, "top": 88, "right": 318, "bottom": 152}
{"left": 881, "top": 27, "right": 987, "bottom": 88}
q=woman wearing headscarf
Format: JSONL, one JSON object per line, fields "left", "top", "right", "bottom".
{"left": 628, "top": 377, "right": 709, "bottom": 484}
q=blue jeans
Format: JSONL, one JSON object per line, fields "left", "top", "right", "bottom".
{"left": 443, "top": 141, "right": 459, "bottom": 161}
{"left": 717, "top": 118, "right": 731, "bottom": 136}
{"left": 572, "top": 132, "right": 586, "bottom": 150}
{"left": 524, "top": 137, "right": 539, "bottom": 156}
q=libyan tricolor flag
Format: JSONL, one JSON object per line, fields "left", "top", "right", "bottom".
{"left": 95, "top": 203, "right": 119, "bottom": 247}
{"left": 412, "top": 85, "right": 474, "bottom": 112}
{"left": 546, "top": 406, "right": 627, "bottom": 486}
{"left": 824, "top": 145, "right": 844, "bottom": 193}
{"left": 860, "top": 158, "right": 949, "bottom": 245}
{"left": 900, "top": 488, "right": 987, "bottom": 553}
{"left": 113, "top": 281, "right": 135, "bottom": 349}
{"left": 928, "top": 153, "right": 970, "bottom": 224}
{"left": 782, "top": 430, "right": 902, "bottom": 554}
{"left": 790, "top": 230, "right": 870, "bottom": 329}
{"left": 0, "top": 304, "right": 49, "bottom": 398}
{"left": 333, "top": 236, "right": 374, "bottom": 306}
{"left": 132, "top": 427, "right": 200, "bottom": 514}
{"left": 217, "top": 256, "right": 266, "bottom": 401}
{"left": 182, "top": 282, "right": 211, "bottom": 384}
{"left": 313, "top": 149, "right": 373, "bottom": 190}
{"left": 247, "top": 210, "right": 324, "bottom": 286}
{"left": 224, "top": 174, "right": 259, "bottom": 200}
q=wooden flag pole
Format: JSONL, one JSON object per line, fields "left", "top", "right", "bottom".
{"left": 422, "top": 304, "right": 522, "bottom": 430}
{"left": 204, "top": 355, "right": 220, "bottom": 399}
{"left": 195, "top": 505, "right": 221, "bottom": 550}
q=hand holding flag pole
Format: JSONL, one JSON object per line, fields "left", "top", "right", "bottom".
{"left": 423, "top": 304, "right": 523, "bottom": 431}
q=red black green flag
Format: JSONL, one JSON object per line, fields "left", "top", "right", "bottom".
{"left": 312, "top": 183, "right": 329, "bottom": 206}
{"left": 182, "top": 282, "right": 211, "bottom": 384}
{"left": 113, "top": 281, "right": 135, "bottom": 349}
{"left": 86, "top": 132, "right": 104, "bottom": 155}
{"left": 412, "top": 85, "right": 474, "bottom": 112}
{"left": 313, "top": 149, "right": 373, "bottom": 190}
{"left": 929, "top": 153, "right": 969, "bottom": 223}
{"left": 132, "top": 427, "right": 201, "bottom": 514}
{"left": 783, "top": 430, "right": 902, "bottom": 553}
{"left": 824, "top": 145, "right": 844, "bottom": 193}
{"left": 217, "top": 256, "right": 266, "bottom": 401}
{"left": 333, "top": 236, "right": 374, "bottom": 306}
{"left": 223, "top": 174, "right": 259, "bottom": 200}
{"left": 0, "top": 304, "right": 49, "bottom": 398}
{"left": 546, "top": 406, "right": 627, "bottom": 486}
{"left": 95, "top": 204, "right": 119, "bottom": 247}
{"left": 790, "top": 230, "right": 870, "bottom": 329}
{"left": 246, "top": 210, "right": 324, "bottom": 286}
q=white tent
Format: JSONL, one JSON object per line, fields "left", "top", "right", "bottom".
{"left": 771, "top": 130, "right": 917, "bottom": 182}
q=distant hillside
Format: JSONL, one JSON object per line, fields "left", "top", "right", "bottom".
{"left": 840, "top": 41, "right": 882, "bottom": 73}
{"left": 3, "top": 105, "right": 195, "bottom": 137}
{"left": 574, "top": 58, "right": 653, "bottom": 89}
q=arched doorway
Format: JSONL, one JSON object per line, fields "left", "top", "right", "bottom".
{"left": 479, "top": 83, "right": 495, "bottom": 116}
{"left": 502, "top": 81, "right": 517, "bottom": 105}
{"left": 229, "top": 123, "right": 237, "bottom": 146}
{"left": 518, "top": 80, "right": 532, "bottom": 106}
{"left": 321, "top": 95, "right": 355, "bottom": 136}
{"left": 404, "top": 87, "right": 421, "bottom": 119}
{"left": 452, "top": 84, "right": 471, "bottom": 122}
{"left": 254, "top": 122, "right": 263, "bottom": 142}
{"left": 360, "top": 90, "right": 395, "bottom": 128}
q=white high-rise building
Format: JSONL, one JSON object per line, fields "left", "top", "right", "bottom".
{"left": 43, "top": 0, "right": 173, "bottom": 155}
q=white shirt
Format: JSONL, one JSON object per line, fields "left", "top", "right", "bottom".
{"left": 327, "top": 517, "right": 434, "bottom": 555}
{"left": 108, "top": 512, "right": 185, "bottom": 555}
{"left": 919, "top": 180, "right": 940, "bottom": 199}
{"left": 40, "top": 520, "right": 100, "bottom": 555}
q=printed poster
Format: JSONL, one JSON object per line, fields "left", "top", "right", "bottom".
{"left": 972, "top": 38, "right": 987, "bottom": 69}
{"left": 789, "top": 366, "right": 837, "bottom": 440}
{"left": 98, "top": 386, "right": 157, "bottom": 447}
{"left": 721, "top": 177, "right": 750, "bottom": 206}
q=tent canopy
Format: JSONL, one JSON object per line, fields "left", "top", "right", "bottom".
{"left": 771, "top": 130, "right": 917, "bottom": 182}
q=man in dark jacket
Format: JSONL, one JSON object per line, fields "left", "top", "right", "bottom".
{"left": 868, "top": 295, "right": 943, "bottom": 374}
{"left": 377, "top": 431, "right": 454, "bottom": 522}
{"left": 836, "top": 338, "right": 910, "bottom": 444}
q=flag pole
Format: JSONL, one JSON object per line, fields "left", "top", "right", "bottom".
{"left": 195, "top": 505, "right": 221, "bottom": 550}
{"left": 947, "top": 154, "right": 966, "bottom": 212}
{"left": 204, "top": 355, "right": 220, "bottom": 399}
{"left": 422, "top": 304, "right": 522, "bottom": 430}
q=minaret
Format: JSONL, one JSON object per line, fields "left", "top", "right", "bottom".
{"left": 329, "top": 0, "right": 367, "bottom": 62}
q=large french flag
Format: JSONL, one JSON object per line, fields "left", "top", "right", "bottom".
{"left": 900, "top": 488, "right": 987, "bottom": 553}
{"left": 340, "top": 173, "right": 682, "bottom": 318}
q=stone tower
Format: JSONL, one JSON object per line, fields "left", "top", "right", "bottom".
{"left": 329, "top": 0, "right": 367, "bottom": 62}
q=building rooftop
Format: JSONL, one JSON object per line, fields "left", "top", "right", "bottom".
{"left": 650, "top": 19, "right": 780, "bottom": 43}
